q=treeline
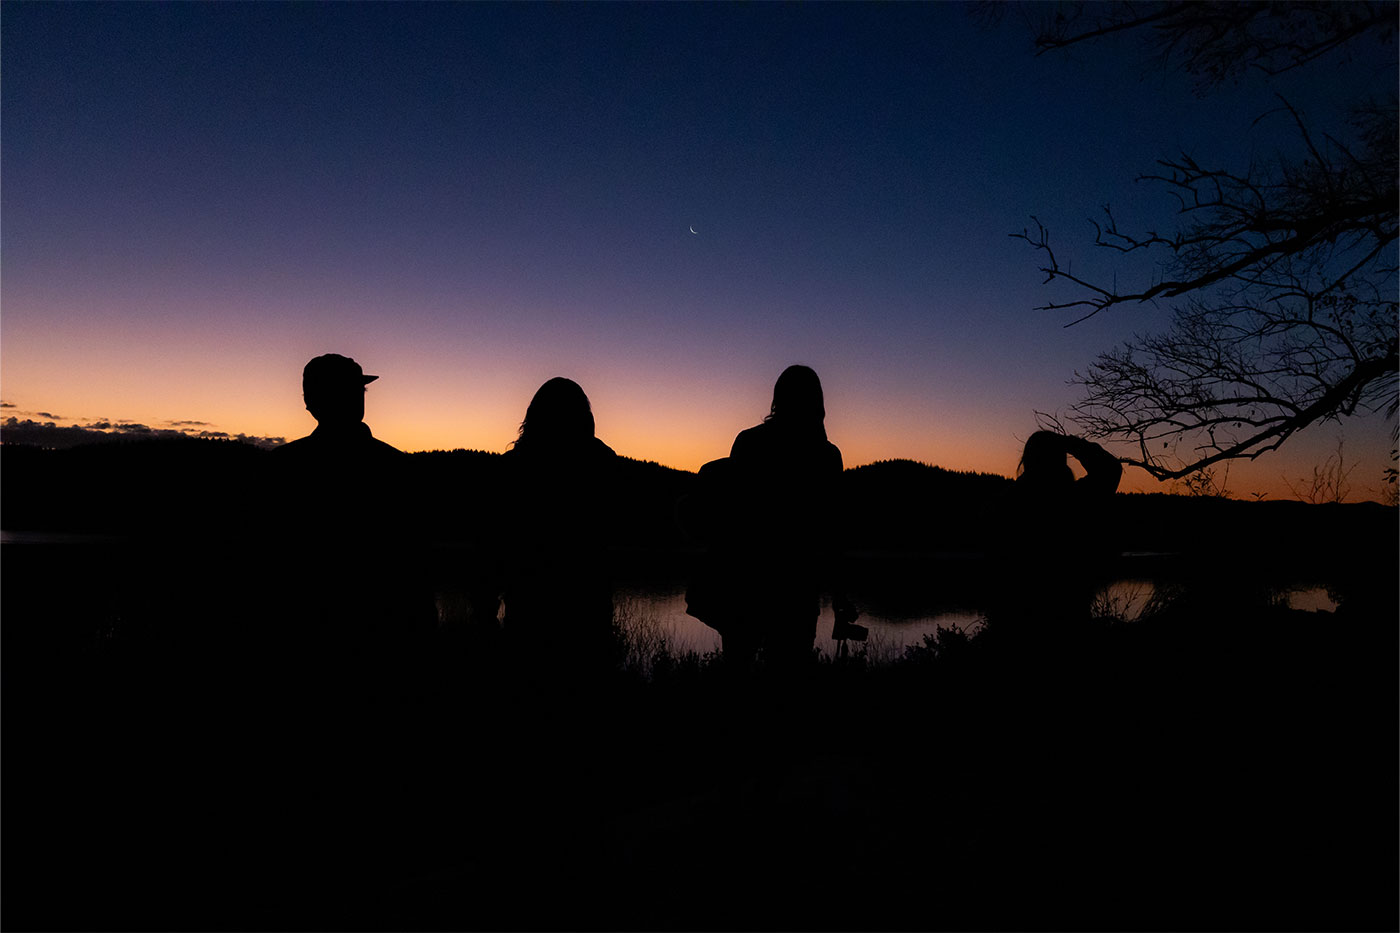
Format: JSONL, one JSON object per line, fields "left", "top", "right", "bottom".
{"left": 2, "top": 438, "right": 1394, "bottom": 571}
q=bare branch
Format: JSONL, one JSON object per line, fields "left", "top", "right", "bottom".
{"left": 1030, "top": 2, "right": 1396, "bottom": 91}
{"left": 1013, "top": 3, "right": 1397, "bottom": 480}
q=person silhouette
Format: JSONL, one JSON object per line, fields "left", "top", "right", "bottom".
{"left": 686, "top": 365, "right": 857, "bottom": 672}
{"left": 248, "top": 354, "right": 439, "bottom": 894}
{"left": 991, "top": 430, "right": 1123, "bottom": 635}
{"left": 265, "top": 353, "right": 432, "bottom": 667}
{"left": 275, "top": 353, "right": 403, "bottom": 465}
{"left": 497, "top": 377, "right": 620, "bottom": 677}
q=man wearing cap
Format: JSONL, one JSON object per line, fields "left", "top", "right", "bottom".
{"left": 256, "top": 353, "right": 433, "bottom": 877}
{"left": 275, "top": 353, "right": 403, "bottom": 463}
{"left": 264, "top": 353, "right": 432, "bottom": 669}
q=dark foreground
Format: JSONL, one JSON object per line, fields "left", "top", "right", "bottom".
{"left": 3, "top": 540, "right": 1397, "bottom": 932}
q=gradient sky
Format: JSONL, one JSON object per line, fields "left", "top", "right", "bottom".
{"left": 3, "top": 2, "right": 1395, "bottom": 499}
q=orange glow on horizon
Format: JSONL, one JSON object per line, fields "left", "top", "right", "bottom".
{"left": 3, "top": 304, "right": 1393, "bottom": 503}
{"left": 4, "top": 389, "right": 1389, "bottom": 503}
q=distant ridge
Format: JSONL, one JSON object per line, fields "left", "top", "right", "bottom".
{"left": 0, "top": 438, "right": 1393, "bottom": 570}
{"left": 846, "top": 457, "right": 1012, "bottom": 484}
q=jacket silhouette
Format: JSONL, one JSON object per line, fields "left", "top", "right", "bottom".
{"left": 274, "top": 354, "right": 406, "bottom": 513}
{"left": 265, "top": 354, "right": 431, "bottom": 661}
{"left": 497, "top": 378, "right": 619, "bottom": 671}
{"left": 683, "top": 365, "right": 853, "bottom": 670}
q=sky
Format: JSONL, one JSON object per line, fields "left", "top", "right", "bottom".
{"left": 2, "top": 2, "right": 1395, "bottom": 500}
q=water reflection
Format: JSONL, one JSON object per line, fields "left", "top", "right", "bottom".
{"left": 5, "top": 534, "right": 1343, "bottom": 663}
{"left": 613, "top": 584, "right": 984, "bottom": 659}
{"left": 1092, "top": 579, "right": 1162, "bottom": 621}
{"left": 1089, "top": 578, "right": 1338, "bottom": 620}
{"left": 1279, "top": 585, "right": 1339, "bottom": 613}
{"left": 614, "top": 577, "right": 1340, "bottom": 660}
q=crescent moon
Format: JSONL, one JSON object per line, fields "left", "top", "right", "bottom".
{"left": 689, "top": 226, "right": 698, "bottom": 235}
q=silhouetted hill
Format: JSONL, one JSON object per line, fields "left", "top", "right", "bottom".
{"left": 407, "top": 448, "right": 697, "bottom": 551}
{"left": 839, "top": 458, "right": 1013, "bottom": 553}
{"left": 844, "top": 457, "right": 1010, "bottom": 488}
{"left": 2, "top": 436, "right": 269, "bottom": 535}
{"left": 0, "top": 440, "right": 702, "bottom": 545}
{"left": 2, "top": 441, "right": 1394, "bottom": 577}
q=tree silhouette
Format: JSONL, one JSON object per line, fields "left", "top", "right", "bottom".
{"left": 1006, "top": 1, "right": 1397, "bottom": 481}
{"left": 1027, "top": 2, "right": 1394, "bottom": 89}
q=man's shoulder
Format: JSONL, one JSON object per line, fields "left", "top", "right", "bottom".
{"left": 370, "top": 437, "right": 405, "bottom": 458}
{"left": 269, "top": 427, "right": 402, "bottom": 460}
{"left": 365, "top": 430, "right": 403, "bottom": 452}
{"left": 271, "top": 435, "right": 314, "bottom": 455}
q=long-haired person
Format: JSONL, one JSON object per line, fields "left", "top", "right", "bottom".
{"left": 693, "top": 365, "right": 856, "bottom": 672}
{"left": 498, "top": 377, "right": 620, "bottom": 675}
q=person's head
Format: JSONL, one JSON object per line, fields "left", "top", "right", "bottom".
{"left": 515, "top": 377, "right": 595, "bottom": 448}
{"left": 302, "top": 353, "right": 377, "bottom": 426}
{"left": 765, "top": 364, "right": 826, "bottom": 427}
{"left": 1018, "top": 430, "right": 1074, "bottom": 485}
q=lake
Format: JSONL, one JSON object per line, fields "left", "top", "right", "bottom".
{"left": 610, "top": 575, "right": 1339, "bottom": 660}
{"left": 1, "top": 533, "right": 1340, "bottom": 660}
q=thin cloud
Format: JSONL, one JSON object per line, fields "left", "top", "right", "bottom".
{"left": 236, "top": 434, "right": 286, "bottom": 449}
{"left": 1, "top": 417, "right": 285, "bottom": 450}
{"left": 1, "top": 418, "right": 116, "bottom": 448}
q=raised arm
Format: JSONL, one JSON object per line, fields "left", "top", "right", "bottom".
{"left": 1066, "top": 435, "right": 1123, "bottom": 496}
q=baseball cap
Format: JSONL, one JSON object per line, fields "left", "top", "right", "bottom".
{"left": 303, "top": 354, "right": 379, "bottom": 394}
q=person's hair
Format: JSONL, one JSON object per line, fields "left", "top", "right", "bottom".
{"left": 513, "top": 377, "right": 595, "bottom": 449}
{"left": 764, "top": 365, "right": 826, "bottom": 433}
{"left": 1017, "top": 430, "right": 1073, "bottom": 485}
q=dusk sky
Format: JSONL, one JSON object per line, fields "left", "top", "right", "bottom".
{"left": 3, "top": 2, "right": 1395, "bottom": 499}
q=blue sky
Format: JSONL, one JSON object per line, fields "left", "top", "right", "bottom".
{"left": 3, "top": 2, "right": 1394, "bottom": 498}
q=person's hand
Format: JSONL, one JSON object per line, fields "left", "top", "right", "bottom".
{"left": 1064, "top": 434, "right": 1098, "bottom": 460}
